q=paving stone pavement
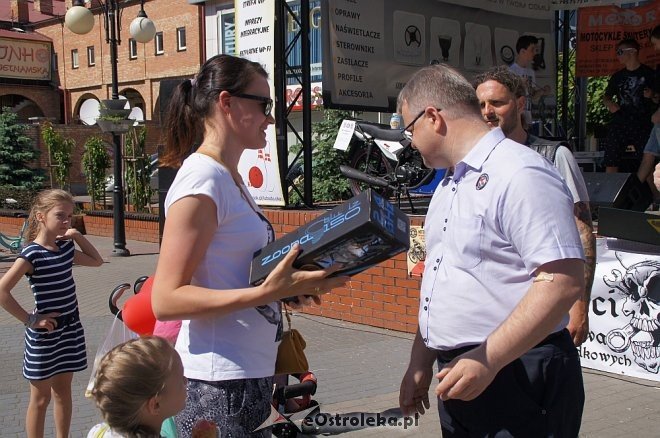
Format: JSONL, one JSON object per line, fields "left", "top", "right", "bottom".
{"left": 1, "top": 235, "right": 659, "bottom": 437}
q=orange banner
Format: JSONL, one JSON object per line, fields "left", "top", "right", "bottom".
{"left": 576, "top": 3, "right": 660, "bottom": 78}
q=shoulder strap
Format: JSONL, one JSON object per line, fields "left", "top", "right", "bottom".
{"left": 526, "top": 135, "right": 566, "bottom": 164}
{"left": 528, "top": 142, "right": 560, "bottom": 164}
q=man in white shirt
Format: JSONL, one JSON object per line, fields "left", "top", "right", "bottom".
{"left": 397, "top": 64, "right": 585, "bottom": 437}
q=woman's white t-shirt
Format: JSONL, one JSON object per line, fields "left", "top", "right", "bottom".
{"left": 165, "top": 153, "right": 280, "bottom": 381}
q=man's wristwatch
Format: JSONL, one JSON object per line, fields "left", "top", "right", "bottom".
{"left": 24, "top": 311, "right": 38, "bottom": 328}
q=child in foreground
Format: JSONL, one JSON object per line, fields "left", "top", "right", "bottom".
{"left": 88, "top": 336, "right": 199, "bottom": 437}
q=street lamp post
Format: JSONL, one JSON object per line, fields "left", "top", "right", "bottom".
{"left": 65, "top": 0, "right": 156, "bottom": 257}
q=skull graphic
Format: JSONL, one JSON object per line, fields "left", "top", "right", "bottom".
{"left": 604, "top": 258, "right": 660, "bottom": 373}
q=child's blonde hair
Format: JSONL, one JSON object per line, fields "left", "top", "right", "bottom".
{"left": 26, "top": 189, "right": 74, "bottom": 241}
{"left": 90, "top": 336, "right": 178, "bottom": 438}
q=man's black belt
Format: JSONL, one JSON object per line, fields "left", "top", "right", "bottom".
{"left": 436, "top": 328, "right": 569, "bottom": 362}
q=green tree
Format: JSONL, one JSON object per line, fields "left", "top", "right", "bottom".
{"left": 0, "top": 108, "right": 44, "bottom": 189}
{"left": 41, "top": 121, "right": 75, "bottom": 190}
{"left": 124, "top": 126, "right": 152, "bottom": 213}
{"left": 81, "top": 136, "right": 111, "bottom": 207}
{"left": 557, "top": 51, "right": 611, "bottom": 137}
{"left": 289, "top": 108, "right": 354, "bottom": 205}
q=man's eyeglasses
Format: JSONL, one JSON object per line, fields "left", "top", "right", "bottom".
{"left": 616, "top": 48, "right": 636, "bottom": 56}
{"left": 402, "top": 108, "right": 441, "bottom": 142}
{"left": 234, "top": 93, "right": 273, "bottom": 116}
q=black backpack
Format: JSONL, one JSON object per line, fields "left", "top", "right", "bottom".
{"left": 526, "top": 135, "right": 566, "bottom": 164}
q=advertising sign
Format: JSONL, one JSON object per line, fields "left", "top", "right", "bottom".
{"left": 0, "top": 37, "right": 51, "bottom": 81}
{"left": 235, "top": 0, "right": 285, "bottom": 206}
{"left": 576, "top": 3, "right": 660, "bottom": 77}
{"left": 321, "top": 0, "right": 555, "bottom": 111}
{"left": 580, "top": 239, "right": 660, "bottom": 382}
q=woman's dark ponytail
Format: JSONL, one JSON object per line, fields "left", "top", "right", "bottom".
{"left": 160, "top": 79, "right": 200, "bottom": 168}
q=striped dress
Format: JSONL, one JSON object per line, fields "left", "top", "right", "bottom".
{"left": 19, "top": 240, "right": 87, "bottom": 380}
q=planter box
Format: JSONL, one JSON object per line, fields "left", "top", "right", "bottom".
{"left": 96, "top": 119, "right": 134, "bottom": 133}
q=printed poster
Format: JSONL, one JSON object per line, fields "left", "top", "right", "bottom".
{"left": 576, "top": 3, "right": 660, "bottom": 77}
{"left": 235, "top": 0, "right": 285, "bottom": 206}
{"left": 579, "top": 239, "right": 660, "bottom": 382}
{"left": 407, "top": 225, "right": 425, "bottom": 277}
{"left": 322, "top": 0, "right": 555, "bottom": 111}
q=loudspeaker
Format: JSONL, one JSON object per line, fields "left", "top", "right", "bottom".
{"left": 157, "top": 79, "right": 186, "bottom": 243}
{"left": 582, "top": 172, "right": 652, "bottom": 215}
{"left": 158, "top": 79, "right": 183, "bottom": 123}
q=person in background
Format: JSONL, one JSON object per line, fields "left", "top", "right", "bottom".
{"left": 151, "top": 54, "right": 348, "bottom": 437}
{"left": 473, "top": 66, "right": 596, "bottom": 346}
{"left": 397, "top": 64, "right": 585, "bottom": 437}
{"left": 0, "top": 189, "right": 104, "bottom": 438}
{"left": 509, "top": 35, "right": 550, "bottom": 128}
{"left": 602, "top": 38, "right": 655, "bottom": 173}
{"left": 638, "top": 26, "right": 660, "bottom": 190}
{"left": 88, "top": 337, "right": 189, "bottom": 438}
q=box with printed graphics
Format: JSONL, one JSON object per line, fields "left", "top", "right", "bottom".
{"left": 249, "top": 189, "right": 410, "bottom": 287}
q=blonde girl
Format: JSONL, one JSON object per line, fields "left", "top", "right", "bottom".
{"left": 0, "top": 189, "right": 103, "bottom": 438}
{"left": 88, "top": 337, "right": 188, "bottom": 438}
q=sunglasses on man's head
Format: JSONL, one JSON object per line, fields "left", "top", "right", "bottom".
{"left": 234, "top": 93, "right": 273, "bottom": 116}
{"left": 616, "top": 48, "right": 636, "bottom": 56}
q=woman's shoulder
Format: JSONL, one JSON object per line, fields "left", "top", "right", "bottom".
{"left": 171, "top": 154, "right": 234, "bottom": 193}
{"left": 180, "top": 153, "right": 230, "bottom": 176}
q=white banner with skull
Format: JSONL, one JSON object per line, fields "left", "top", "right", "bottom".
{"left": 579, "top": 239, "right": 660, "bottom": 381}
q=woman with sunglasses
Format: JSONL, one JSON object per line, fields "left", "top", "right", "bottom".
{"left": 152, "top": 54, "right": 348, "bottom": 437}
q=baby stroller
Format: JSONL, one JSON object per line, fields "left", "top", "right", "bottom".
{"left": 108, "top": 276, "right": 322, "bottom": 438}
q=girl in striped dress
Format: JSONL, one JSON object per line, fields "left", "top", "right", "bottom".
{"left": 0, "top": 189, "right": 103, "bottom": 438}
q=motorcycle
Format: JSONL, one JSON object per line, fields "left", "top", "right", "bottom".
{"left": 333, "top": 119, "right": 445, "bottom": 212}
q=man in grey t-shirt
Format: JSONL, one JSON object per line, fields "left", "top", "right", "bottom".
{"left": 474, "top": 66, "right": 596, "bottom": 347}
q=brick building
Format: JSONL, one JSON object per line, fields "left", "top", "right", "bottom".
{"left": 0, "top": 0, "right": 203, "bottom": 124}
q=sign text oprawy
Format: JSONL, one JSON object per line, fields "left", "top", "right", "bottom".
{"left": 327, "top": 0, "right": 386, "bottom": 108}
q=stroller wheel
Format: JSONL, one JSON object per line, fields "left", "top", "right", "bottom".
{"left": 272, "top": 423, "right": 298, "bottom": 438}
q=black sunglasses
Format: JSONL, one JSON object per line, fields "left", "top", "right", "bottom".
{"left": 403, "top": 108, "right": 441, "bottom": 142}
{"left": 616, "top": 48, "right": 636, "bottom": 56}
{"left": 234, "top": 93, "right": 273, "bottom": 116}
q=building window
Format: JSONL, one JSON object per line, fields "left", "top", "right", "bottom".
{"left": 53, "top": 53, "right": 58, "bottom": 71}
{"left": 71, "top": 49, "right": 79, "bottom": 69}
{"left": 129, "top": 38, "right": 138, "bottom": 60}
{"left": 87, "top": 46, "right": 95, "bottom": 66}
{"left": 177, "top": 27, "right": 187, "bottom": 51}
{"left": 155, "top": 32, "right": 164, "bottom": 55}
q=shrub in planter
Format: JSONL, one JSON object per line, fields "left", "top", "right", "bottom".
{"left": 82, "top": 136, "right": 111, "bottom": 207}
{"left": 41, "top": 121, "right": 75, "bottom": 190}
{"left": 288, "top": 108, "right": 353, "bottom": 206}
{"left": 0, "top": 186, "right": 39, "bottom": 210}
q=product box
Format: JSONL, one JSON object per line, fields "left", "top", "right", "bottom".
{"left": 249, "top": 189, "right": 410, "bottom": 286}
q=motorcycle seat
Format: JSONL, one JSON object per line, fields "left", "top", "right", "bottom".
{"left": 357, "top": 122, "right": 407, "bottom": 142}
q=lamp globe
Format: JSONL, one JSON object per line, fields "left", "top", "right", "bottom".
{"left": 64, "top": 5, "right": 94, "bottom": 35}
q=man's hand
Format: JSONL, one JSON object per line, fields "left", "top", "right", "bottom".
{"left": 399, "top": 364, "right": 433, "bottom": 416}
{"left": 605, "top": 101, "right": 620, "bottom": 113}
{"left": 567, "top": 300, "right": 589, "bottom": 346}
{"left": 435, "top": 344, "right": 500, "bottom": 402}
